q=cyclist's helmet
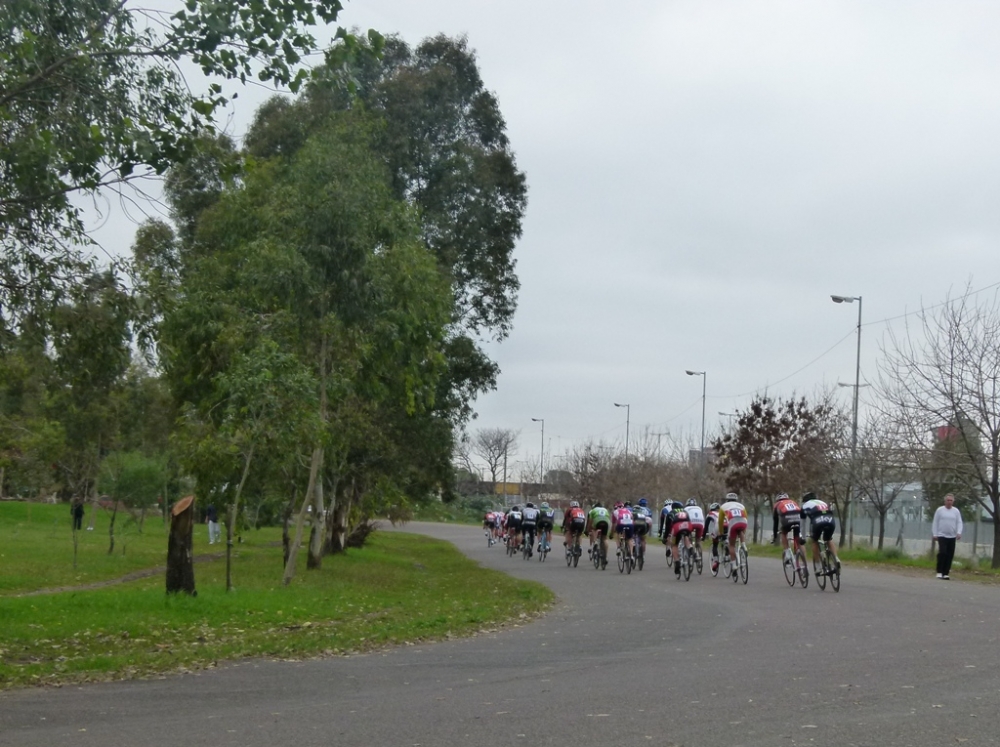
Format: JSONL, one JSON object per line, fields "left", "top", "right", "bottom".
{"left": 709, "top": 502, "right": 720, "bottom": 511}
{"left": 638, "top": 498, "right": 648, "bottom": 507}
{"left": 595, "top": 501, "right": 604, "bottom": 509}
{"left": 525, "top": 502, "right": 534, "bottom": 508}
{"left": 614, "top": 501, "right": 624, "bottom": 509}
{"left": 725, "top": 492, "right": 739, "bottom": 502}
{"left": 540, "top": 502, "right": 550, "bottom": 509}
{"left": 672, "top": 501, "right": 684, "bottom": 511}
{"left": 776, "top": 492, "right": 789, "bottom": 502}
{"left": 511, "top": 505, "right": 519, "bottom": 511}
{"left": 570, "top": 501, "right": 580, "bottom": 508}
{"left": 686, "top": 498, "right": 697, "bottom": 507}
{"left": 801, "top": 491, "right": 817, "bottom": 503}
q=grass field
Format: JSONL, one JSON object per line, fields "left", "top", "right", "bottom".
{"left": 0, "top": 502, "right": 553, "bottom": 690}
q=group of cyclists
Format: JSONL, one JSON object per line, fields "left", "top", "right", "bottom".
{"left": 483, "top": 490, "right": 841, "bottom": 580}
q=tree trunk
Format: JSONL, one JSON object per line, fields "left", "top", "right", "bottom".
{"left": 877, "top": 510, "right": 886, "bottom": 550}
{"left": 166, "top": 495, "right": 196, "bottom": 595}
{"left": 282, "top": 485, "right": 297, "bottom": 568}
{"left": 993, "top": 514, "right": 1000, "bottom": 569}
{"left": 282, "top": 445, "right": 322, "bottom": 586}
{"left": 107, "top": 500, "right": 118, "bottom": 555}
{"left": 226, "top": 444, "right": 255, "bottom": 592}
{"left": 306, "top": 457, "right": 325, "bottom": 570}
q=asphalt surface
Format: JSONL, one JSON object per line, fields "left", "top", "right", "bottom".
{"left": 2, "top": 522, "right": 998, "bottom": 747}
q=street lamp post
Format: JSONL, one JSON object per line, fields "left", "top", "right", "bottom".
{"left": 686, "top": 371, "right": 706, "bottom": 472}
{"left": 531, "top": 418, "right": 544, "bottom": 486}
{"left": 831, "top": 294, "right": 862, "bottom": 548}
{"left": 614, "top": 403, "right": 630, "bottom": 460}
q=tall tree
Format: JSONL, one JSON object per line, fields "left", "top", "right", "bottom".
{"left": 1, "top": 0, "right": 376, "bottom": 316}
{"left": 879, "top": 288, "right": 1000, "bottom": 567}
{"left": 854, "top": 413, "right": 918, "bottom": 550}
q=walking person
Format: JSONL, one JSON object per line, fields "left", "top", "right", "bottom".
{"left": 932, "top": 494, "right": 963, "bottom": 580}
{"left": 206, "top": 504, "right": 221, "bottom": 545}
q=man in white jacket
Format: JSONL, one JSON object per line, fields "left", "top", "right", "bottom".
{"left": 932, "top": 494, "right": 963, "bottom": 580}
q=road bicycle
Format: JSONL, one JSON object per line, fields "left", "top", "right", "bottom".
{"left": 678, "top": 539, "right": 693, "bottom": 581}
{"left": 537, "top": 532, "right": 550, "bottom": 562}
{"left": 522, "top": 526, "right": 536, "bottom": 560}
{"left": 616, "top": 534, "right": 635, "bottom": 574}
{"left": 812, "top": 541, "right": 841, "bottom": 592}
{"left": 590, "top": 531, "right": 608, "bottom": 570}
{"left": 692, "top": 535, "right": 704, "bottom": 575}
{"left": 635, "top": 535, "right": 646, "bottom": 571}
{"left": 782, "top": 531, "right": 809, "bottom": 588}
{"left": 565, "top": 530, "right": 583, "bottom": 568}
{"left": 733, "top": 535, "right": 749, "bottom": 584}
{"left": 505, "top": 531, "right": 518, "bottom": 557}
{"left": 710, "top": 540, "right": 720, "bottom": 577}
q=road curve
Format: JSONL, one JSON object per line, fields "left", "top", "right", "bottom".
{"left": 1, "top": 521, "right": 996, "bottom": 747}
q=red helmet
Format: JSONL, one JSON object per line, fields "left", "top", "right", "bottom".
{"left": 614, "top": 501, "right": 624, "bottom": 509}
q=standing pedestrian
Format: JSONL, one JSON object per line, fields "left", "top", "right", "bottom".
{"left": 71, "top": 500, "right": 85, "bottom": 531}
{"left": 206, "top": 504, "right": 221, "bottom": 545}
{"left": 932, "top": 493, "right": 963, "bottom": 580}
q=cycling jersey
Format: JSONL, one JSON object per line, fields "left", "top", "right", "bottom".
{"left": 720, "top": 501, "right": 748, "bottom": 542}
{"left": 632, "top": 506, "right": 653, "bottom": 536}
{"left": 588, "top": 506, "right": 611, "bottom": 535}
{"left": 521, "top": 506, "right": 539, "bottom": 527}
{"left": 802, "top": 498, "right": 836, "bottom": 541}
{"left": 773, "top": 497, "right": 802, "bottom": 537}
{"left": 669, "top": 509, "right": 691, "bottom": 538}
{"left": 538, "top": 507, "right": 555, "bottom": 529}
{"left": 563, "top": 506, "right": 587, "bottom": 531}
{"left": 705, "top": 509, "right": 720, "bottom": 538}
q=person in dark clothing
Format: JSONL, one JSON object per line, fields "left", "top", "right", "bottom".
{"left": 71, "top": 501, "right": 85, "bottom": 531}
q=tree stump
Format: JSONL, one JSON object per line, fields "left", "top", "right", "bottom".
{"left": 166, "top": 495, "right": 197, "bottom": 595}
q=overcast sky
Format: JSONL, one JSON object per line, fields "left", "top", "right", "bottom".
{"left": 95, "top": 2, "right": 1000, "bottom": 476}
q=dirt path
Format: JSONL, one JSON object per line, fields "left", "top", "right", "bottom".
{"left": 13, "top": 551, "right": 226, "bottom": 597}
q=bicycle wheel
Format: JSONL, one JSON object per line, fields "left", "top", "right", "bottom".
{"left": 637, "top": 544, "right": 644, "bottom": 571}
{"left": 694, "top": 543, "right": 703, "bottom": 575}
{"left": 682, "top": 544, "right": 692, "bottom": 581}
{"left": 617, "top": 541, "right": 626, "bottom": 573}
{"left": 813, "top": 552, "right": 827, "bottom": 591}
{"left": 795, "top": 547, "right": 809, "bottom": 588}
{"left": 738, "top": 545, "right": 748, "bottom": 584}
{"left": 592, "top": 543, "right": 601, "bottom": 569}
{"left": 783, "top": 549, "right": 796, "bottom": 586}
{"left": 626, "top": 545, "right": 633, "bottom": 574}
{"left": 601, "top": 541, "right": 608, "bottom": 570}
{"left": 722, "top": 550, "right": 732, "bottom": 578}
{"left": 666, "top": 542, "right": 673, "bottom": 567}
{"left": 710, "top": 548, "right": 719, "bottom": 577}
{"left": 573, "top": 541, "right": 580, "bottom": 568}
{"left": 830, "top": 554, "right": 841, "bottom": 592}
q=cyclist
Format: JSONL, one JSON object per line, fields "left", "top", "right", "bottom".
{"left": 562, "top": 500, "right": 587, "bottom": 553}
{"left": 633, "top": 498, "right": 653, "bottom": 559}
{"left": 684, "top": 498, "right": 705, "bottom": 550}
{"left": 587, "top": 502, "right": 612, "bottom": 567}
{"left": 521, "top": 502, "right": 539, "bottom": 557}
{"left": 658, "top": 500, "right": 684, "bottom": 562}
{"left": 668, "top": 503, "right": 694, "bottom": 579}
{"left": 772, "top": 493, "right": 803, "bottom": 565}
{"left": 719, "top": 493, "right": 749, "bottom": 568}
{"left": 801, "top": 491, "right": 840, "bottom": 570}
{"left": 705, "top": 502, "right": 722, "bottom": 572}
{"left": 612, "top": 501, "right": 636, "bottom": 562}
{"left": 506, "top": 504, "right": 522, "bottom": 550}
{"left": 537, "top": 502, "right": 556, "bottom": 553}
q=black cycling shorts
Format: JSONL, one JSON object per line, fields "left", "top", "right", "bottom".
{"left": 810, "top": 515, "right": 835, "bottom": 542}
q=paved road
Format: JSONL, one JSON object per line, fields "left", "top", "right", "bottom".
{"left": 2, "top": 522, "right": 997, "bottom": 747}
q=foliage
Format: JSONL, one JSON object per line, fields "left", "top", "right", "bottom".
{"left": 0, "top": 0, "right": 376, "bottom": 317}
{"left": 98, "top": 451, "right": 167, "bottom": 511}
{"left": 712, "top": 394, "right": 842, "bottom": 539}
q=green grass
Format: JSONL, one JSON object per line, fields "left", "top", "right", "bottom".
{"left": 0, "top": 502, "right": 553, "bottom": 690}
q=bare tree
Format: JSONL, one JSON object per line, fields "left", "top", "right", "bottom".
{"left": 855, "top": 412, "right": 919, "bottom": 549}
{"left": 472, "top": 428, "right": 519, "bottom": 492}
{"left": 879, "top": 287, "right": 1000, "bottom": 567}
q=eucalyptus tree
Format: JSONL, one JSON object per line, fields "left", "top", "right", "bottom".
{"left": 161, "top": 113, "right": 451, "bottom": 580}
{"left": 1, "top": 0, "right": 374, "bottom": 317}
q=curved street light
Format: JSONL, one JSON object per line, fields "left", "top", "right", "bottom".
{"left": 531, "top": 418, "right": 544, "bottom": 486}
{"left": 831, "top": 294, "right": 862, "bottom": 547}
